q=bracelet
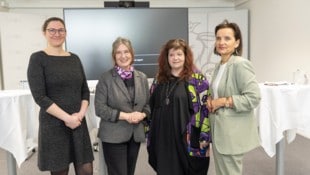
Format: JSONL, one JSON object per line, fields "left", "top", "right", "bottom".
{"left": 225, "top": 97, "right": 230, "bottom": 108}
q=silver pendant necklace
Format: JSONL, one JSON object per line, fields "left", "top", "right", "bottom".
{"left": 165, "top": 80, "right": 179, "bottom": 105}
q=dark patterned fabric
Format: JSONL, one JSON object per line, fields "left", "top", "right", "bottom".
{"left": 27, "top": 51, "right": 94, "bottom": 171}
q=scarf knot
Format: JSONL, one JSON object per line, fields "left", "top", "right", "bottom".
{"left": 115, "top": 66, "right": 134, "bottom": 80}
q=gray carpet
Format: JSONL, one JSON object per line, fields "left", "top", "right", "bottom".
{"left": 1, "top": 135, "right": 310, "bottom": 175}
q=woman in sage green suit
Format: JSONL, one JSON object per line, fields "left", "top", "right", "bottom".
{"left": 206, "top": 20, "right": 261, "bottom": 175}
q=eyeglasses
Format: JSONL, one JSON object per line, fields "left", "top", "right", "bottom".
{"left": 46, "top": 28, "right": 66, "bottom": 35}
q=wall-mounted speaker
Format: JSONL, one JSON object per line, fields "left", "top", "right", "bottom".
{"left": 104, "top": 1, "right": 149, "bottom": 8}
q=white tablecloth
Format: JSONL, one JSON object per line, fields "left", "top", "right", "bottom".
{"left": 256, "top": 83, "right": 310, "bottom": 157}
{"left": 86, "top": 94, "right": 100, "bottom": 131}
{"left": 0, "top": 90, "right": 38, "bottom": 167}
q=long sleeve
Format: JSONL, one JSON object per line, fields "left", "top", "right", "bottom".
{"left": 27, "top": 52, "right": 54, "bottom": 111}
{"left": 231, "top": 58, "right": 261, "bottom": 112}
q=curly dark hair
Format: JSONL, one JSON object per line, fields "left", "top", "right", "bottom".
{"left": 156, "top": 38, "right": 196, "bottom": 83}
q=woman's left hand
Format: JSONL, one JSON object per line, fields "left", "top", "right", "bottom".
{"left": 208, "top": 98, "right": 226, "bottom": 113}
{"left": 200, "top": 140, "right": 209, "bottom": 149}
{"left": 72, "top": 112, "right": 84, "bottom": 121}
{"left": 130, "top": 111, "right": 146, "bottom": 124}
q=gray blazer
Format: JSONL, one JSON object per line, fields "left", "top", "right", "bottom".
{"left": 209, "top": 56, "right": 261, "bottom": 155}
{"left": 95, "top": 68, "right": 150, "bottom": 143}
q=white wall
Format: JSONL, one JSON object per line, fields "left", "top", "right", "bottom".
{"left": 0, "top": 32, "right": 3, "bottom": 89}
{"left": 238, "top": 0, "right": 310, "bottom": 82}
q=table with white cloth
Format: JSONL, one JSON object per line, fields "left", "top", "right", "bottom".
{"left": 255, "top": 83, "right": 310, "bottom": 175}
{"left": 0, "top": 90, "right": 38, "bottom": 175}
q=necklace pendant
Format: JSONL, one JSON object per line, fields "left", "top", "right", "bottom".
{"left": 165, "top": 98, "right": 170, "bottom": 105}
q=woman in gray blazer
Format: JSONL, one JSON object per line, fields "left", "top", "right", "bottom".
{"left": 206, "top": 20, "right": 261, "bottom": 175}
{"left": 95, "top": 37, "right": 150, "bottom": 175}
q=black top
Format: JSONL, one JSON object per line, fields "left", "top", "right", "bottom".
{"left": 148, "top": 78, "right": 190, "bottom": 174}
{"left": 27, "top": 51, "right": 94, "bottom": 171}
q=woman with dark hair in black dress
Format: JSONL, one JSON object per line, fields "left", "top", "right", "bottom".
{"left": 27, "top": 17, "right": 94, "bottom": 175}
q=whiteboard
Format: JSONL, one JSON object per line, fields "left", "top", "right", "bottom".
{"left": 0, "top": 12, "right": 47, "bottom": 89}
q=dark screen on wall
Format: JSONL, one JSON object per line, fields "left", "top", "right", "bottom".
{"left": 63, "top": 8, "right": 188, "bottom": 80}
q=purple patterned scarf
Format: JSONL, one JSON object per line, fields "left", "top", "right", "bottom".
{"left": 115, "top": 65, "right": 134, "bottom": 80}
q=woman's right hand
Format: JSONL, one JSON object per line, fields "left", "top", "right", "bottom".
{"left": 120, "top": 111, "right": 145, "bottom": 124}
{"left": 207, "top": 97, "right": 227, "bottom": 113}
{"left": 206, "top": 97, "right": 213, "bottom": 112}
{"left": 130, "top": 111, "right": 146, "bottom": 124}
{"left": 64, "top": 115, "right": 82, "bottom": 129}
{"left": 46, "top": 103, "right": 82, "bottom": 129}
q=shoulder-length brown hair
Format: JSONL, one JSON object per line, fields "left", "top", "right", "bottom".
{"left": 112, "top": 37, "right": 135, "bottom": 65}
{"left": 156, "top": 39, "right": 196, "bottom": 83}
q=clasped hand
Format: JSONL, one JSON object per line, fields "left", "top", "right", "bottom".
{"left": 65, "top": 112, "right": 83, "bottom": 129}
{"left": 206, "top": 98, "right": 224, "bottom": 113}
{"left": 126, "top": 111, "right": 146, "bottom": 124}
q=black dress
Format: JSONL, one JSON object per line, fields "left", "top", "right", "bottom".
{"left": 148, "top": 77, "right": 210, "bottom": 175}
{"left": 27, "top": 51, "right": 94, "bottom": 171}
{"left": 148, "top": 78, "right": 189, "bottom": 175}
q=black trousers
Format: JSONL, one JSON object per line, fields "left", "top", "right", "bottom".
{"left": 102, "top": 137, "right": 141, "bottom": 175}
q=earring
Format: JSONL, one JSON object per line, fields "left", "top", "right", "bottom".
{"left": 234, "top": 49, "right": 239, "bottom": 55}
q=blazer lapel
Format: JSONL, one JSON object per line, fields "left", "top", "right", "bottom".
{"left": 133, "top": 70, "right": 141, "bottom": 106}
{"left": 221, "top": 56, "right": 234, "bottom": 96}
{"left": 212, "top": 56, "right": 236, "bottom": 97}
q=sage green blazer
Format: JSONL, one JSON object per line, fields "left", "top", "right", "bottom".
{"left": 209, "top": 55, "right": 261, "bottom": 155}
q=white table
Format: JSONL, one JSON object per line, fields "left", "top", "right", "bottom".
{"left": 255, "top": 83, "right": 310, "bottom": 175}
{"left": 0, "top": 90, "right": 38, "bottom": 175}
